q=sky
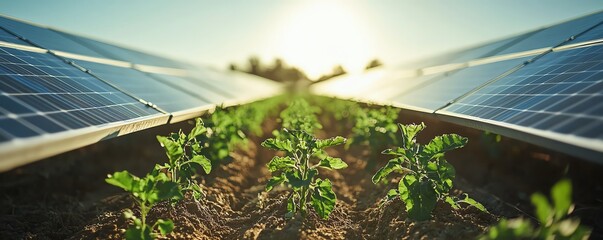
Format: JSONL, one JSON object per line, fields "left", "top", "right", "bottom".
{"left": 2, "top": 0, "right": 602, "bottom": 79}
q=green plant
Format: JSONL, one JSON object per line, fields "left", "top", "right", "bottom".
{"left": 106, "top": 171, "right": 183, "bottom": 240}
{"left": 480, "top": 179, "right": 591, "bottom": 240}
{"left": 278, "top": 98, "right": 322, "bottom": 134}
{"left": 262, "top": 129, "right": 347, "bottom": 219}
{"left": 155, "top": 118, "right": 211, "bottom": 200}
{"left": 347, "top": 106, "right": 400, "bottom": 150}
{"left": 372, "top": 122, "right": 486, "bottom": 220}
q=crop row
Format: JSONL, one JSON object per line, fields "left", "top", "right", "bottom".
{"left": 106, "top": 96, "right": 591, "bottom": 240}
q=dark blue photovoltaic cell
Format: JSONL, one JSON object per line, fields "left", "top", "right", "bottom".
{"left": 399, "top": 34, "right": 526, "bottom": 69}
{"left": 0, "top": 46, "right": 161, "bottom": 142}
{"left": 497, "top": 12, "right": 603, "bottom": 55}
{"left": 70, "top": 59, "right": 211, "bottom": 112}
{"left": 445, "top": 45, "right": 603, "bottom": 140}
{"left": 59, "top": 31, "right": 185, "bottom": 68}
{"left": 392, "top": 57, "right": 529, "bottom": 111}
{"left": 566, "top": 21, "right": 603, "bottom": 44}
{"left": 0, "top": 16, "right": 106, "bottom": 58}
{"left": 148, "top": 73, "right": 231, "bottom": 103}
{"left": 0, "top": 27, "right": 28, "bottom": 45}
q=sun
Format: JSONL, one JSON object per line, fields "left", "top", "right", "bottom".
{"left": 273, "top": 0, "right": 376, "bottom": 80}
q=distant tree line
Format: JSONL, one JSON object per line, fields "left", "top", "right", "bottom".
{"left": 228, "top": 56, "right": 383, "bottom": 83}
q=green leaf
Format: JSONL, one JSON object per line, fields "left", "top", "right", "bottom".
{"left": 188, "top": 118, "right": 207, "bottom": 139}
{"left": 261, "top": 138, "right": 293, "bottom": 152}
{"left": 311, "top": 179, "right": 337, "bottom": 219}
{"left": 445, "top": 196, "right": 460, "bottom": 210}
{"left": 156, "top": 219, "right": 174, "bottom": 236}
{"left": 265, "top": 174, "right": 285, "bottom": 192}
{"left": 459, "top": 194, "right": 488, "bottom": 212}
{"left": 531, "top": 192, "right": 552, "bottom": 224}
{"left": 381, "top": 147, "right": 406, "bottom": 156}
{"left": 266, "top": 156, "right": 296, "bottom": 172}
{"left": 426, "top": 159, "right": 455, "bottom": 193}
{"left": 372, "top": 158, "right": 402, "bottom": 183}
{"left": 191, "top": 155, "right": 212, "bottom": 174}
{"left": 551, "top": 178, "right": 572, "bottom": 220}
{"left": 125, "top": 226, "right": 153, "bottom": 240}
{"left": 399, "top": 122, "right": 426, "bottom": 148}
{"left": 285, "top": 171, "right": 313, "bottom": 189}
{"left": 106, "top": 170, "right": 136, "bottom": 191}
{"left": 317, "top": 157, "right": 348, "bottom": 170}
{"left": 316, "top": 136, "right": 346, "bottom": 149}
{"left": 154, "top": 181, "right": 183, "bottom": 204}
{"left": 156, "top": 136, "right": 184, "bottom": 163}
{"left": 399, "top": 175, "right": 437, "bottom": 221}
{"left": 422, "top": 134, "right": 468, "bottom": 159}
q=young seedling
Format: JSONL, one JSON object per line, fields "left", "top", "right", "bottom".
{"left": 278, "top": 98, "right": 322, "bottom": 134}
{"left": 347, "top": 106, "right": 400, "bottom": 150}
{"left": 480, "top": 178, "right": 591, "bottom": 240}
{"left": 262, "top": 129, "right": 347, "bottom": 219}
{"left": 155, "top": 118, "right": 211, "bottom": 200}
{"left": 106, "top": 170, "right": 183, "bottom": 240}
{"left": 372, "top": 122, "right": 486, "bottom": 220}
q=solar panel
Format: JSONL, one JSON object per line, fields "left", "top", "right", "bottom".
{"left": 443, "top": 44, "right": 603, "bottom": 147}
{"left": 496, "top": 11, "right": 603, "bottom": 55}
{"left": 398, "top": 34, "right": 529, "bottom": 70}
{"left": 0, "top": 46, "right": 162, "bottom": 142}
{"left": 566, "top": 22, "right": 603, "bottom": 44}
{"left": 0, "top": 28, "right": 28, "bottom": 45}
{"left": 58, "top": 31, "right": 186, "bottom": 69}
{"left": 391, "top": 57, "right": 530, "bottom": 111}
{"left": 146, "top": 72, "right": 231, "bottom": 103}
{"left": 69, "top": 59, "right": 211, "bottom": 113}
{"left": 0, "top": 16, "right": 106, "bottom": 58}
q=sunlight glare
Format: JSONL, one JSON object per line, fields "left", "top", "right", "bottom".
{"left": 275, "top": 1, "right": 376, "bottom": 80}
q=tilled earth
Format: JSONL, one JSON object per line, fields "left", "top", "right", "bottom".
{"left": 6, "top": 111, "right": 596, "bottom": 239}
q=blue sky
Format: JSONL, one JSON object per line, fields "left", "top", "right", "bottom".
{"left": 2, "top": 0, "right": 602, "bottom": 78}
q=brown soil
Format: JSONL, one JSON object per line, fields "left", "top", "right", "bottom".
{"left": 1, "top": 105, "right": 601, "bottom": 239}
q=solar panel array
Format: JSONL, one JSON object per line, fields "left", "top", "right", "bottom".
{"left": 313, "top": 11, "right": 603, "bottom": 163}
{"left": 0, "top": 15, "right": 282, "bottom": 171}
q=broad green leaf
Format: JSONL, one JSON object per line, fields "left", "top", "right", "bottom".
{"left": 154, "top": 181, "right": 183, "bottom": 204}
{"left": 317, "top": 157, "right": 348, "bottom": 170}
{"left": 531, "top": 192, "right": 552, "bottom": 224}
{"left": 422, "top": 134, "right": 468, "bottom": 159}
{"left": 311, "top": 179, "right": 337, "bottom": 219}
{"left": 372, "top": 158, "right": 402, "bottom": 183}
{"left": 265, "top": 174, "right": 285, "bottom": 191}
{"left": 125, "top": 226, "right": 153, "bottom": 240}
{"left": 399, "top": 175, "right": 437, "bottom": 221}
{"left": 386, "top": 189, "right": 398, "bottom": 200}
{"left": 551, "top": 178, "right": 572, "bottom": 220}
{"left": 261, "top": 138, "right": 293, "bottom": 152}
{"left": 156, "top": 136, "right": 183, "bottom": 163}
{"left": 316, "top": 136, "right": 346, "bottom": 149}
{"left": 399, "top": 122, "right": 426, "bottom": 149}
{"left": 285, "top": 171, "right": 308, "bottom": 188}
{"left": 188, "top": 118, "right": 207, "bottom": 139}
{"left": 191, "top": 155, "right": 212, "bottom": 174}
{"left": 426, "top": 159, "right": 455, "bottom": 193}
{"left": 106, "top": 170, "right": 136, "bottom": 191}
{"left": 156, "top": 219, "right": 174, "bottom": 236}
{"left": 267, "top": 156, "right": 296, "bottom": 172}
